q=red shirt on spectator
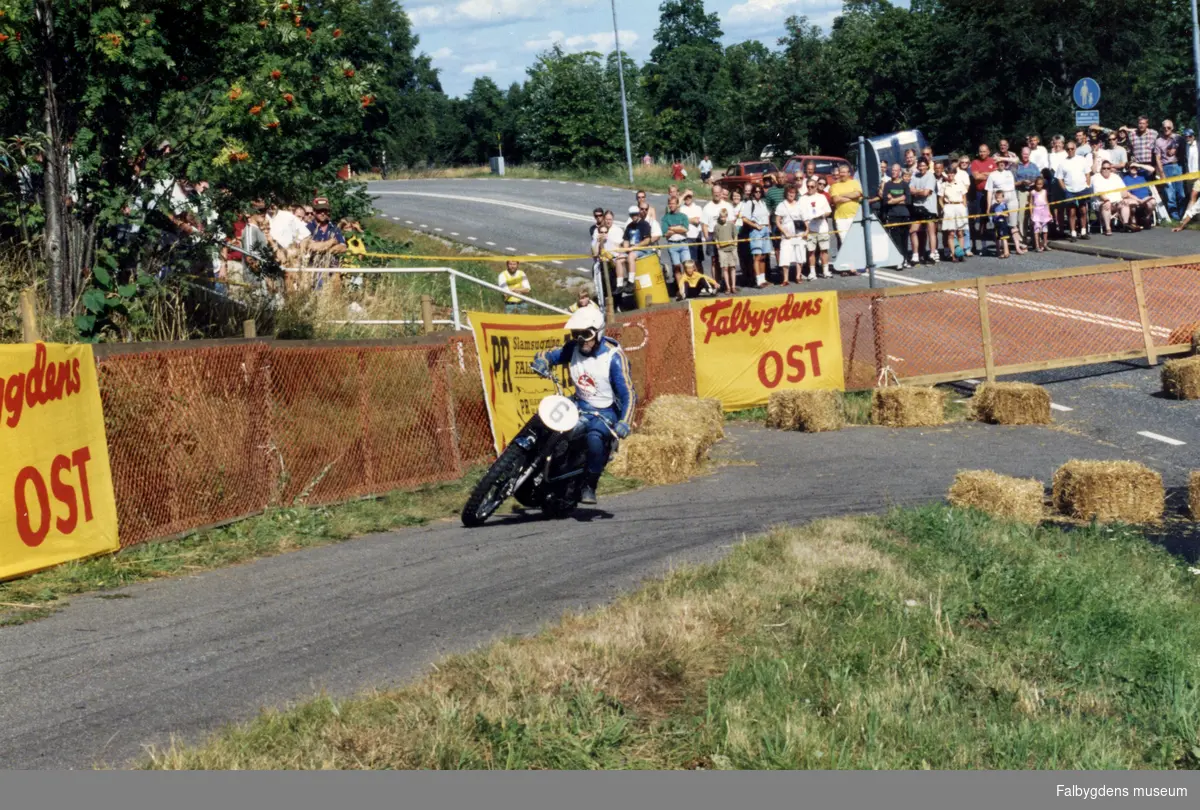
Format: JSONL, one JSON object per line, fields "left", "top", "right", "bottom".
{"left": 672, "top": 161, "right": 684, "bottom": 181}
{"left": 229, "top": 217, "right": 246, "bottom": 261}
{"left": 969, "top": 158, "right": 996, "bottom": 192}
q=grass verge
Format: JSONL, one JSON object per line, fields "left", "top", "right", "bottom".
{"left": 0, "top": 469, "right": 641, "bottom": 627}
{"left": 145, "top": 505, "right": 1200, "bottom": 769}
{"left": 378, "top": 164, "right": 683, "bottom": 194}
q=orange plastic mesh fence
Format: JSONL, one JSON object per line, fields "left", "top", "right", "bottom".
{"left": 874, "top": 288, "right": 987, "bottom": 380}
{"left": 1141, "top": 262, "right": 1200, "bottom": 347}
{"left": 838, "top": 291, "right": 883, "bottom": 390}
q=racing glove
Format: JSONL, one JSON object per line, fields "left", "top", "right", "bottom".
{"left": 530, "top": 354, "right": 551, "bottom": 379}
{"left": 615, "top": 421, "right": 631, "bottom": 439}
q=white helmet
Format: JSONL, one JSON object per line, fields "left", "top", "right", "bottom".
{"left": 565, "top": 306, "right": 605, "bottom": 344}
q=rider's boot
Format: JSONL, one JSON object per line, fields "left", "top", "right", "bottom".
{"left": 580, "top": 471, "right": 601, "bottom": 504}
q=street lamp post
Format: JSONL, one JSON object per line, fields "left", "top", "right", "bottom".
{"left": 610, "top": 0, "right": 635, "bottom": 184}
{"left": 1191, "top": 0, "right": 1200, "bottom": 135}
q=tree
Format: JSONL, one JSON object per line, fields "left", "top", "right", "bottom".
{"left": 643, "top": 0, "right": 724, "bottom": 154}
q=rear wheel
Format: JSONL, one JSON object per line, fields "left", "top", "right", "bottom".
{"left": 461, "top": 444, "right": 529, "bottom": 527}
{"left": 541, "top": 478, "right": 581, "bottom": 520}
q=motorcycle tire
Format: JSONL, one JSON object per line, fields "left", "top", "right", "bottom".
{"left": 461, "top": 444, "right": 528, "bottom": 527}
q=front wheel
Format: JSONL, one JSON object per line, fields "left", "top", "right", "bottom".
{"left": 461, "top": 444, "right": 529, "bottom": 527}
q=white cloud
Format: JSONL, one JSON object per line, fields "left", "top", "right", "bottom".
{"left": 411, "top": 0, "right": 599, "bottom": 29}
{"left": 462, "top": 60, "right": 500, "bottom": 74}
{"left": 431, "top": 46, "right": 455, "bottom": 59}
{"left": 523, "top": 29, "right": 640, "bottom": 53}
{"left": 722, "top": 0, "right": 842, "bottom": 30}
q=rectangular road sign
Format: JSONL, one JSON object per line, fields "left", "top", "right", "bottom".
{"left": 1075, "top": 109, "right": 1100, "bottom": 126}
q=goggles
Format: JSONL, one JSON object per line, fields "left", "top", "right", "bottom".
{"left": 572, "top": 328, "right": 598, "bottom": 341}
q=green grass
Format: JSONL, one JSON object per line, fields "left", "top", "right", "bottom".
{"left": 380, "top": 163, "right": 684, "bottom": 194}
{"left": 143, "top": 506, "right": 1200, "bottom": 770}
{"left": 0, "top": 468, "right": 641, "bottom": 627}
{"left": 724, "top": 388, "right": 968, "bottom": 426}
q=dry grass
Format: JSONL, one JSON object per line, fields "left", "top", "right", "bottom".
{"left": 1190, "top": 471, "right": 1200, "bottom": 521}
{"left": 871, "top": 386, "right": 945, "bottom": 427}
{"left": 972, "top": 382, "right": 1052, "bottom": 425}
{"left": 1161, "top": 355, "right": 1200, "bottom": 400}
{"left": 1051, "top": 460, "right": 1165, "bottom": 524}
{"left": 947, "top": 470, "right": 1044, "bottom": 524}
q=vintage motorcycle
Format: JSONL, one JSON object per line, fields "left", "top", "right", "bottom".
{"left": 460, "top": 374, "right": 617, "bottom": 527}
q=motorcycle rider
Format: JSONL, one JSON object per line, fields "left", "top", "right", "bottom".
{"left": 530, "top": 307, "right": 634, "bottom": 505}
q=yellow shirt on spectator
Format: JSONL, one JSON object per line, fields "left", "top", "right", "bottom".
{"left": 830, "top": 179, "right": 863, "bottom": 221}
{"left": 498, "top": 269, "right": 530, "bottom": 304}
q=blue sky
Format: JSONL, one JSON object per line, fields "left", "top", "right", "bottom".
{"left": 410, "top": 0, "right": 850, "bottom": 97}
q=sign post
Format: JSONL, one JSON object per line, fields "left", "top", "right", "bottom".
{"left": 1073, "top": 77, "right": 1101, "bottom": 128}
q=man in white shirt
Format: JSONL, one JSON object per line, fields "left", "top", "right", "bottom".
{"left": 1055, "top": 140, "right": 1093, "bottom": 241}
{"left": 908, "top": 158, "right": 939, "bottom": 263}
{"left": 1090, "top": 160, "right": 1132, "bottom": 235}
{"left": 699, "top": 155, "right": 714, "bottom": 185}
{"left": 798, "top": 178, "right": 833, "bottom": 279}
{"left": 1027, "top": 134, "right": 1049, "bottom": 171}
{"left": 986, "top": 157, "right": 1026, "bottom": 253}
{"left": 679, "top": 189, "right": 705, "bottom": 268}
{"left": 269, "top": 205, "right": 310, "bottom": 255}
{"left": 1187, "top": 128, "right": 1199, "bottom": 205}
{"left": 701, "top": 186, "right": 733, "bottom": 276}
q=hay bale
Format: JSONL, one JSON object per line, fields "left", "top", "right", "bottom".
{"left": 947, "top": 470, "right": 1044, "bottom": 524}
{"left": 973, "top": 382, "right": 1052, "bottom": 425}
{"left": 793, "top": 390, "right": 845, "bottom": 432}
{"left": 1162, "top": 355, "right": 1200, "bottom": 400}
{"left": 609, "top": 434, "right": 705, "bottom": 485}
{"left": 766, "top": 391, "right": 802, "bottom": 430}
{"left": 871, "top": 385, "right": 945, "bottom": 427}
{"left": 1051, "top": 460, "right": 1164, "bottom": 524}
{"left": 639, "top": 395, "right": 725, "bottom": 450}
{"left": 1190, "top": 472, "right": 1200, "bottom": 521}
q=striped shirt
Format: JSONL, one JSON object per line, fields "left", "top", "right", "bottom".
{"left": 1128, "top": 128, "right": 1157, "bottom": 165}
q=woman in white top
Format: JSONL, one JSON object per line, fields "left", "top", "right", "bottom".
{"left": 741, "top": 185, "right": 772, "bottom": 288}
{"left": 774, "top": 184, "right": 807, "bottom": 285}
{"left": 1047, "top": 135, "right": 1068, "bottom": 234}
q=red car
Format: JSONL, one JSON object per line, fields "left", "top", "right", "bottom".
{"left": 781, "top": 155, "right": 853, "bottom": 184}
{"left": 716, "top": 160, "right": 780, "bottom": 193}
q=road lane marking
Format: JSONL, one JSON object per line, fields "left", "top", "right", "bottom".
{"left": 505, "top": 246, "right": 517, "bottom": 251}
{"left": 1050, "top": 403, "right": 1073, "bottom": 412}
{"left": 1138, "top": 431, "right": 1185, "bottom": 446}
{"left": 485, "top": 241, "right": 496, "bottom": 245}
{"left": 419, "top": 224, "right": 428, "bottom": 228}
{"left": 434, "top": 228, "right": 443, "bottom": 232}
{"left": 467, "top": 236, "right": 477, "bottom": 241}
{"left": 372, "top": 191, "right": 593, "bottom": 223}
{"left": 552, "top": 260, "right": 563, "bottom": 265}
{"left": 450, "top": 232, "right": 459, "bottom": 236}
{"left": 405, "top": 220, "right": 414, "bottom": 224}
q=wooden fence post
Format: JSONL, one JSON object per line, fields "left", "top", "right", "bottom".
{"left": 243, "top": 319, "right": 257, "bottom": 339}
{"left": 1130, "top": 263, "right": 1157, "bottom": 366}
{"left": 421, "top": 295, "right": 434, "bottom": 334}
{"left": 20, "top": 287, "right": 38, "bottom": 343}
{"left": 977, "top": 277, "right": 996, "bottom": 383}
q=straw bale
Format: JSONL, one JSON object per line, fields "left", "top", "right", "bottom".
{"left": 765, "top": 391, "right": 802, "bottom": 430}
{"left": 639, "top": 395, "right": 725, "bottom": 450}
{"left": 609, "top": 434, "right": 705, "bottom": 485}
{"left": 973, "top": 382, "right": 1052, "bottom": 425}
{"left": 871, "top": 386, "right": 945, "bottom": 427}
{"left": 947, "top": 470, "right": 1044, "bottom": 524}
{"left": 792, "top": 390, "right": 845, "bottom": 432}
{"left": 1190, "top": 471, "right": 1200, "bottom": 521}
{"left": 1051, "top": 460, "right": 1164, "bottom": 524}
{"left": 1161, "top": 355, "right": 1200, "bottom": 400}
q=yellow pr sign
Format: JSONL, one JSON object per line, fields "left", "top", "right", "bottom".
{"left": 690, "top": 291, "right": 845, "bottom": 410}
{"left": 0, "top": 343, "right": 120, "bottom": 580}
{"left": 468, "top": 311, "right": 572, "bottom": 452}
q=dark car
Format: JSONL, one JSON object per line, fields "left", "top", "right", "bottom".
{"left": 716, "top": 161, "right": 780, "bottom": 192}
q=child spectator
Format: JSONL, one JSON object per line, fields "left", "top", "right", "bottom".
{"left": 677, "top": 260, "right": 718, "bottom": 299}
{"left": 1030, "top": 175, "right": 1052, "bottom": 251}
{"left": 991, "top": 191, "right": 1015, "bottom": 258}
{"left": 713, "top": 209, "right": 739, "bottom": 294}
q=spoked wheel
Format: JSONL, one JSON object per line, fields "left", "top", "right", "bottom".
{"left": 461, "top": 445, "right": 528, "bottom": 527}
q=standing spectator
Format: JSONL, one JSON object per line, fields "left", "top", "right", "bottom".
{"left": 713, "top": 209, "right": 739, "bottom": 294}
{"left": 1155, "top": 119, "right": 1185, "bottom": 220}
{"left": 498, "top": 259, "right": 531, "bottom": 313}
{"left": 660, "top": 194, "right": 692, "bottom": 292}
{"left": 1103, "top": 130, "right": 1128, "bottom": 171}
{"left": 1187, "top": 128, "right": 1199, "bottom": 202}
{"left": 969, "top": 143, "right": 997, "bottom": 256}
{"left": 774, "top": 184, "right": 807, "bottom": 285}
{"left": 938, "top": 162, "right": 969, "bottom": 262}
{"left": 1047, "top": 135, "right": 1069, "bottom": 235}
{"left": 742, "top": 185, "right": 772, "bottom": 288}
{"left": 1128, "top": 116, "right": 1157, "bottom": 169}
{"left": 1055, "top": 140, "right": 1093, "bottom": 241}
{"left": 1027, "top": 134, "right": 1049, "bottom": 171}
{"left": 642, "top": 152, "right": 653, "bottom": 166}
{"left": 996, "top": 138, "right": 1018, "bottom": 165}
{"left": 955, "top": 153, "right": 975, "bottom": 254}
{"left": 908, "top": 158, "right": 938, "bottom": 264}
{"left": 699, "top": 155, "right": 713, "bottom": 185}
{"left": 829, "top": 163, "right": 864, "bottom": 257}
{"left": 798, "top": 178, "right": 833, "bottom": 279}
{"left": 921, "top": 146, "right": 935, "bottom": 167}
{"left": 589, "top": 207, "right": 605, "bottom": 239}
{"left": 990, "top": 191, "right": 1016, "bottom": 258}
{"left": 881, "top": 165, "right": 913, "bottom": 269}
{"left": 617, "top": 204, "right": 652, "bottom": 292}
{"left": 871, "top": 160, "right": 890, "bottom": 216}
{"left": 902, "top": 148, "right": 918, "bottom": 178}
{"left": 1013, "top": 147, "right": 1041, "bottom": 243}
{"left": 986, "top": 156, "right": 1024, "bottom": 253}
{"left": 1074, "top": 129, "right": 1092, "bottom": 159}
{"left": 672, "top": 159, "right": 685, "bottom": 181}
{"left": 1091, "top": 161, "right": 1131, "bottom": 235}
{"left": 701, "top": 186, "right": 732, "bottom": 277}
{"left": 729, "top": 188, "right": 749, "bottom": 286}
{"left": 763, "top": 174, "right": 786, "bottom": 273}
{"left": 635, "top": 189, "right": 658, "bottom": 222}
{"left": 1030, "top": 175, "right": 1052, "bottom": 251}
{"left": 680, "top": 189, "right": 705, "bottom": 268}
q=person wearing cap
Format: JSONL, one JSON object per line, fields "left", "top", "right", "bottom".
{"left": 306, "top": 197, "right": 347, "bottom": 258}
{"left": 615, "top": 203, "right": 651, "bottom": 293}
{"left": 498, "top": 259, "right": 531, "bottom": 313}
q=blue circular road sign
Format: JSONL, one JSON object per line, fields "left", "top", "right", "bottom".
{"left": 1073, "top": 78, "right": 1100, "bottom": 110}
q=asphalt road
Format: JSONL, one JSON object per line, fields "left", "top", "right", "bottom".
{"left": 0, "top": 422, "right": 1195, "bottom": 770}
{"left": 368, "top": 178, "right": 1200, "bottom": 290}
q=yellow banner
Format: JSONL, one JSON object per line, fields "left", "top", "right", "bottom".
{"left": 468, "top": 311, "right": 573, "bottom": 452}
{"left": 690, "top": 292, "right": 845, "bottom": 410}
{"left": 0, "top": 343, "right": 120, "bottom": 580}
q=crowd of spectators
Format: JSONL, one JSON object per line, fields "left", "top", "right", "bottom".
{"left": 591, "top": 119, "right": 1195, "bottom": 300}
